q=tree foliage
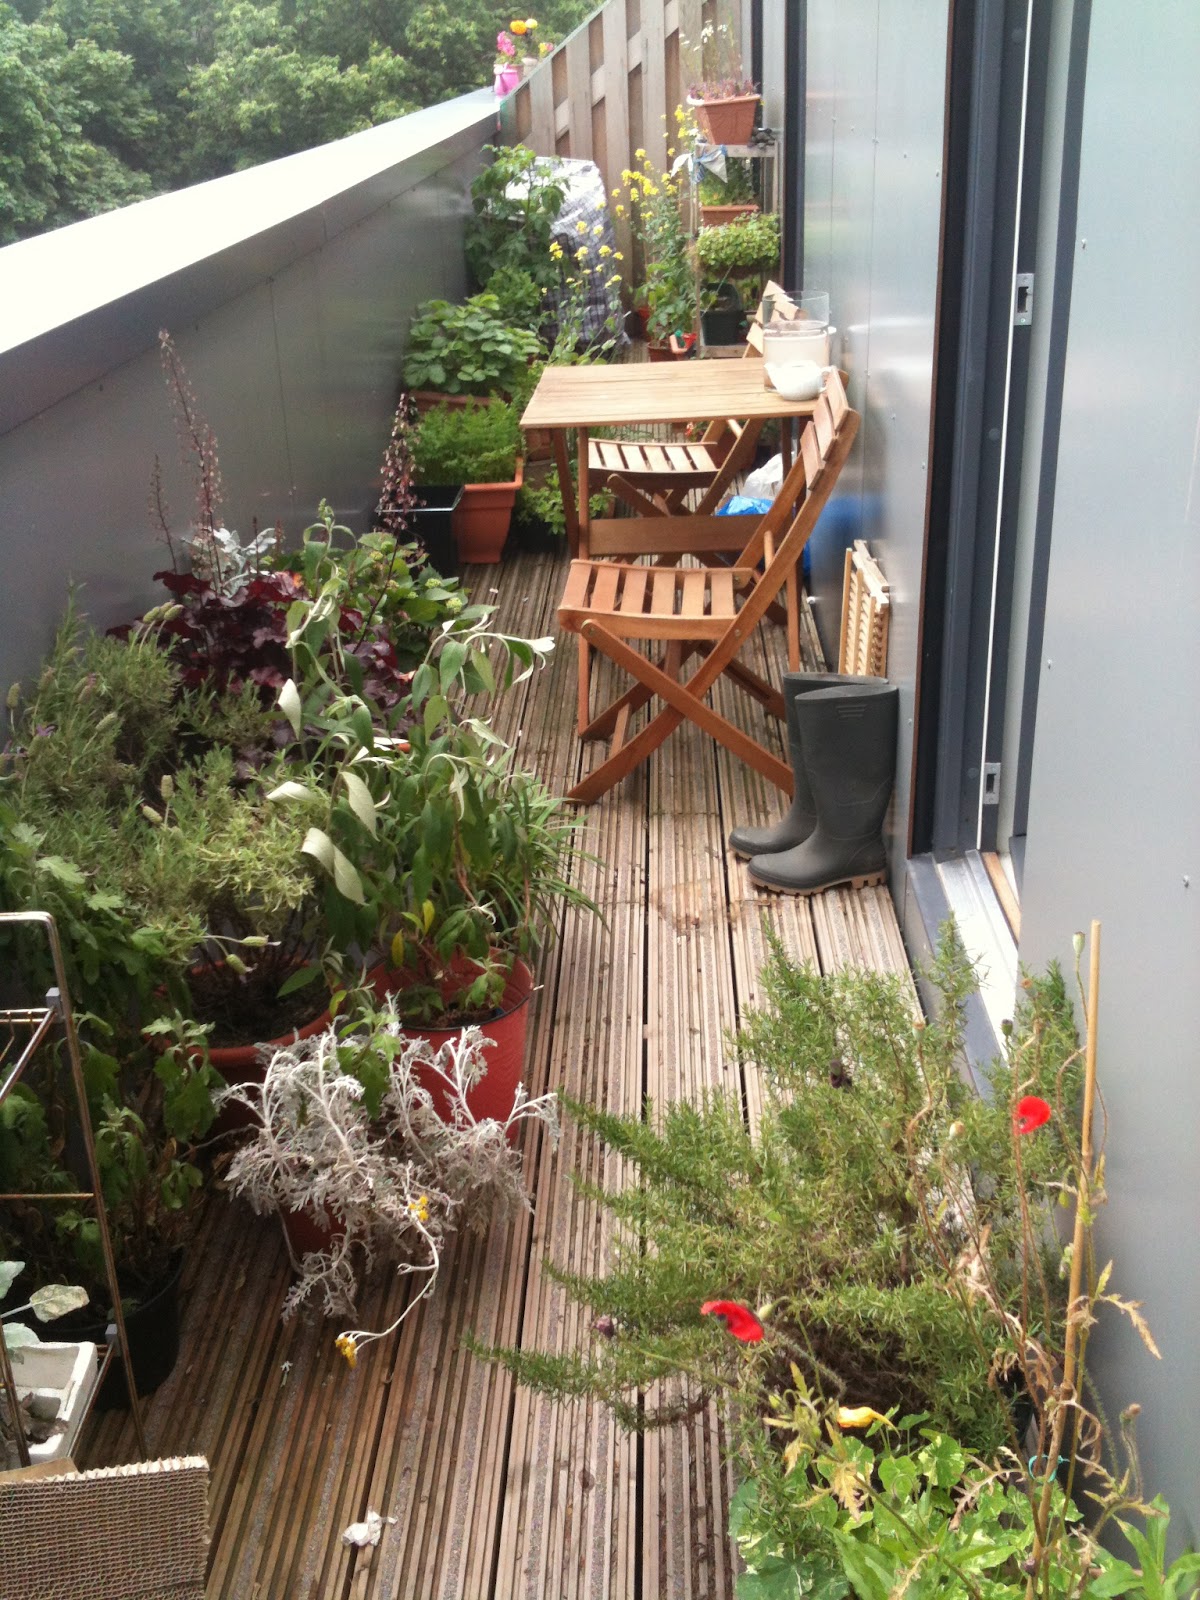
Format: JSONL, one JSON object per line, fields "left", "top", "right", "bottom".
{"left": 0, "top": 0, "right": 596, "bottom": 241}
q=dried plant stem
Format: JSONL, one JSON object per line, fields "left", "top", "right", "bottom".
{"left": 1027, "top": 919, "right": 1100, "bottom": 1599}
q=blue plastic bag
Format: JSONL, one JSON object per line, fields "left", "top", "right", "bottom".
{"left": 715, "top": 495, "right": 773, "bottom": 516}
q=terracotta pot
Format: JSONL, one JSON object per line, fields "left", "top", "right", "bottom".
{"left": 688, "top": 93, "right": 760, "bottom": 147}
{"left": 452, "top": 458, "right": 524, "bottom": 563}
{"left": 367, "top": 956, "right": 535, "bottom": 1128}
{"left": 699, "top": 202, "right": 760, "bottom": 225}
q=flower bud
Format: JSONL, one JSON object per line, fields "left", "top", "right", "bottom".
{"left": 1072, "top": 931, "right": 1085, "bottom": 957}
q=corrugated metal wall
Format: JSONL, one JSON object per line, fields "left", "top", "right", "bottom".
{"left": 1018, "top": 3, "right": 1200, "bottom": 1541}
{"left": 0, "top": 93, "right": 495, "bottom": 695}
{"left": 793, "top": 0, "right": 951, "bottom": 883}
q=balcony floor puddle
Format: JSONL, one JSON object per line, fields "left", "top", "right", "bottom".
{"left": 81, "top": 546, "right": 912, "bottom": 1599}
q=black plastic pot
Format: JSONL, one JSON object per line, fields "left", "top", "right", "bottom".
{"left": 68, "top": 1252, "right": 185, "bottom": 1409}
{"left": 701, "top": 283, "right": 746, "bottom": 346}
{"left": 410, "top": 484, "right": 464, "bottom": 578}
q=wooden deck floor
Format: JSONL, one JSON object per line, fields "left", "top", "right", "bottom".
{"left": 82, "top": 546, "right": 913, "bottom": 1599}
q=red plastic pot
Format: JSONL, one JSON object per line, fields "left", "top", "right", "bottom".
{"left": 367, "top": 956, "right": 535, "bottom": 1127}
{"left": 452, "top": 459, "right": 524, "bottom": 563}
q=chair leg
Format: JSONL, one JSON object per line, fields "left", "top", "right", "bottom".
{"left": 576, "top": 637, "right": 591, "bottom": 734}
{"left": 581, "top": 641, "right": 700, "bottom": 742}
{"left": 568, "top": 625, "right": 793, "bottom": 804}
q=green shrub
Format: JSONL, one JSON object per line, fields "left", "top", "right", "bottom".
{"left": 696, "top": 211, "right": 780, "bottom": 278}
{"left": 483, "top": 264, "right": 546, "bottom": 334}
{"left": 473, "top": 934, "right": 1078, "bottom": 1457}
{"left": 465, "top": 144, "right": 567, "bottom": 293}
{"left": 402, "top": 293, "right": 542, "bottom": 397}
{"left": 411, "top": 400, "right": 522, "bottom": 485}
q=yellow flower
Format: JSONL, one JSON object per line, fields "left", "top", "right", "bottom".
{"left": 409, "top": 1194, "right": 430, "bottom": 1224}
{"left": 834, "top": 1405, "right": 894, "bottom": 1430}
{"left": 613, "top": 251, "right": 624, "bottom": 261}
{"left": 593, "top": 222, "right": 603, "bottom": 235}
{"left": 549, "top": 240, "right": 563, "bottom": 257}
{"left": 525, "top": 17, "right": 538, "bottom": 30}
{"left": 599, "top": 245, "right": 612, "bottom": 257}
{"left": 635, "top": 148, "right": 646, "bottom": 160}
{"left": 614, "top": 205, "right": 625, "bottom": 217}
{"left": 335, "top": 1333, "right": 358, "bottom": 1370}
{"left": 575, "top": 245, "right": 590, "bottom": 259}
{"left": 511, "top": 18, "right": 527, "bottom": 34}
{"left": 576, "top": 220, "right": 587, "bottom": 232}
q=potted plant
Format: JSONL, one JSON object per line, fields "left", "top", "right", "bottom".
{"left": 1, "top": 1261, "right": 94, "bottom": 1468}
{"left": 266, "top": 608, "right": 590, "bottom": 1111}
{"left": 411, "top": 399, "right": 524, "bottom": 564}
{"left": 697, "top": 158, "right": 759, "bottom": 224}
{"left": 402, "top": 294, "right": 541, "bottom": 410}
{"left": 686, "top": 22, "right": 759, "bottom": 146}
{"left": 494, "top": 29, "right": 520, "bottom": 95}
{"left": 217, "top": 1019, "right": 559, "bottom": 1369}
{"left": 696, "top": 211, "right": 781, "bottom": 311}
{"left": 700, "top": 280, "right": 746, "bottom": 347}
{"left": 617, "top": 152, "right": 697, "bottom": 352}
{"left": 464, "top": 143, "right": 567, "bottom": 299}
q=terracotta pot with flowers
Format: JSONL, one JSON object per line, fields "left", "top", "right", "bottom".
{"left": 686, "top": 21, "right": 759, "bottom": 146}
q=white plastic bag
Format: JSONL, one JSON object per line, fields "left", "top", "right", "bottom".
{"left": 742, "top": 454, "right": 783, "bottom": 499}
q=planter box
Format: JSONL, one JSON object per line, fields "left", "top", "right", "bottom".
{"left": 7, "top": 1340, "right": 99, "bottom": 1464}
{"left": 701, "top": 283, "right": 746, "bottom": 347}
{"left": 699, "top": 203, "right": 760, "bottom": 225}
{"left": 688, "top": 93, "right": 760, "bottom": 146}
{"left": 453, "top": 459, "right": 524, "bottom": 563}
{"left": 410, "top": 483, "right": 464, "bottom": 578}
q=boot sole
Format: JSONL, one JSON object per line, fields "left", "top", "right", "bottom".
{"left": 748, "top": 868, "right": 887, "bottom": 896}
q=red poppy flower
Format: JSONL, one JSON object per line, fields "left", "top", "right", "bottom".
{"left": 700, "top": 1301, "right": 764, "bottom": 1343}
{"left": 1014, "top": 1095, "right": 1052, "bottom": 1135}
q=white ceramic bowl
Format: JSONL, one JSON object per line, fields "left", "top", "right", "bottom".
{"left": 765, "top": 361, "right": 825, "bottom": 402}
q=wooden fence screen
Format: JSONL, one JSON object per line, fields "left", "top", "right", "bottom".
{"left": 498, "top": 0, "right": 746, "bottom": 285}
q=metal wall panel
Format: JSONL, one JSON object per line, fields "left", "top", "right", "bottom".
{"left": 1018, "top": 2, "right": 1200, "bottom": 1538}
{"left": 0, "top": 94, "right": 494, "bottom": 693}
{"left": 803, "top": 0, "right": 949, "bottom": 878}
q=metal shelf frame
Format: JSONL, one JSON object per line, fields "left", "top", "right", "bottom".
{"left": 0, "top": 910, "right": 147, "bottom": 1467}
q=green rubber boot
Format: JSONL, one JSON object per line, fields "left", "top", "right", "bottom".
{"left": 728, "top": 674, "right": 893, "bottom": 858}
{"left": 747, "top": 682, "right": 899, "bottom": 895}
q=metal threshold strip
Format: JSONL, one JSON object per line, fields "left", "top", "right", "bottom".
{"left": 933, "top": 850, "right": 1019, "bottom": 1043}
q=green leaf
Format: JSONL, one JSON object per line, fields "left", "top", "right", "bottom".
{"left": 2, "top": 1323, "right": 40, "bottom": 1351}
{"left": 301, "top": 827, "right": 365, "bottom": 905}
{"left": 340, "top": 770, "right": 377, "bottom": 837}
{"left": 278, "top": 963, "right": 324, "bottom": 998}
{"left": 278, "top": 678, "right": 303, "bottom": 738}
{"left": 0, "top": 1261, "right": 25, "bottom": 1298}
{"left": 30, "top": 1283, "right": 89, "bottom": 1321}
{"left": 267, "top": 779, "right": 317, "bottom": 806}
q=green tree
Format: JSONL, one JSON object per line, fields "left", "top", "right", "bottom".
{"left": 0, "top": 3, "right": 151, "bottom": 242}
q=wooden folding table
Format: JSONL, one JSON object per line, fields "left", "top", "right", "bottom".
{"left": 519, "top": 360, "right": 825, "bottom": 561}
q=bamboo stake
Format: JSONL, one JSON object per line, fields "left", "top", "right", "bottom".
{"left": 1026, "top": 919, "right": 1100, "bottom": 1599}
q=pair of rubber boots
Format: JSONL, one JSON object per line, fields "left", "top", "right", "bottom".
{"left": 730, "top": 673, "right": 899, "bottom": 894}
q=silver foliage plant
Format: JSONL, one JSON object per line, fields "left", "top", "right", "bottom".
{"left": 218, "top": 1006, "right": 559, "bottom": 1363}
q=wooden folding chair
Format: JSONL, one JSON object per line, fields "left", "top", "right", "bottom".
{"left": 586, "top": 283, "right": 799, "bottom": 518}
{"left": 558, "top": 370, "right": 859, "bottom": 804}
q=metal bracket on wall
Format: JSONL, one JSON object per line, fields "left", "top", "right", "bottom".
{"left": 982, "top": 761, "right": 1001, "bottom": 804}
{"left": 1014, "top": 271, "right": 1035, "bottom": 325}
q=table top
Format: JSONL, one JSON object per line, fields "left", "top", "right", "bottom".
{"left": 520, "top": 358, "right": 823, "bottom": 429}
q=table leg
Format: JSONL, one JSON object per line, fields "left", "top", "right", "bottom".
{"left": 552, "top": 428, "right": 580, "bottom": 556}
{"left": 577, "top": 427, "right": 591, "bottom": 559}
